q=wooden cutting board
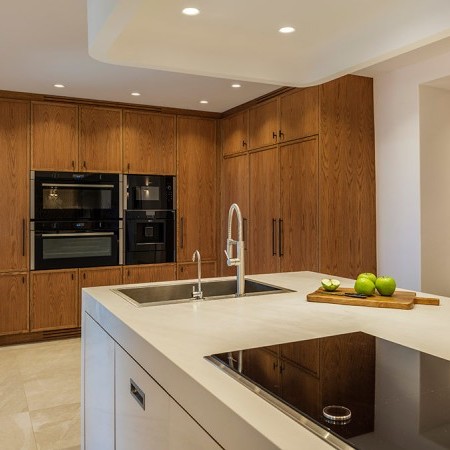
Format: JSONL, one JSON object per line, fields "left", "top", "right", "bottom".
{"left": 307, "top": 287, "right": 440, "bottom": 310}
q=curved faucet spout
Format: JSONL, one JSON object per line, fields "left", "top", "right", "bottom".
{"left": 225, "top": 204, "right": 245, "bottom": 297}
{"left": 192, "top": 250, "right": 203, "bottom": 300}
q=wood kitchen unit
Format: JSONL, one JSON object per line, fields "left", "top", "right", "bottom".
{"left": 0, "top": 73, "right": 375, "bottom": 345}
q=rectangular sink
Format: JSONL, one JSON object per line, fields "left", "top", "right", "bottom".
{"left": 113, "top": 279, "right": 293, "bottom": 307}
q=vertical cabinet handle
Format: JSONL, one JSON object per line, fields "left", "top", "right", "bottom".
{"left": 180, "top": 217, "right": 184, "bottom": 249}
{"left": 127, "top": 163, "right": 130, "bottom": 173}
{"left": 272, "top": 219, "right": 276, "bottom": 256}
{"left": 83, "top": 161, "right": 87, "bottom": 170}
{"left": 22, "top": 219, "right": 26, "bottom": 256}
{"left": 83, "top": 273, "right": 86, "bottom": 280}
{"left": 243, "top": 218, "right": 248, "bottom": 251}
{"left": 278, "top": 218, "right": 284, "bottom": 257}
{"left": 278, "top": 130, "right": 284, "bottom": 141}
{"left": 130, "top": 378, "right": 145, "bottom": 410}
{"left": 71, "top": 160, "right": 75, "bottom": 170}
{"left": 71, "top": 273, "right": 74, "bottom": 280}
{"left": 242, "top": 140, "right": 247, "bottom": 148}
{"left": 272, "top": 131, "right": 277, "bottom": 142}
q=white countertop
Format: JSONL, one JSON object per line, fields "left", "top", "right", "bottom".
{"left": 82, "top": 271, "right": 450, "bottom": 449}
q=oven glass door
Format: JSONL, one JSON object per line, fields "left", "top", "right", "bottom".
{"left": 34, "top": 231, "right": 119, "bottom": 269}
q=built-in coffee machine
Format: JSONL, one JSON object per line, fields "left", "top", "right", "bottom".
{"left": 124, "top": 175, "right": 176, "bottom": 265}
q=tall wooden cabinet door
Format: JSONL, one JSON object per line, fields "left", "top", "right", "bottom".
{"left": 31, "top": 102, "right": 78, "bottom": 171}
{"left": 249, "top": 147, "right": 280, "bottom": 274}
{"left": 0, "top": 100, "right": 29, "bottom": 271}
{"left": 222, "top": 110, "right": 248, "bottom": 156}
{"left": 177, "top": 117, "right": 217, "bottom": 262}
{"left": 221, "top": 154, "right": 249, "bottom": 276}
{"left": 79, "top": 106, "right": 122, "bottom": 173}
{"left": 123, "top": 264, "right": 177, "bottom": 284}
{"left": 31, "top": 269, "right": 79, "bottom": 331}
{"left": 319, "top": 76, "right": 376, "bottom": 278}
{"left": 279, "top": 138, "right": 319, "bottom": 272}
{"left": 279, "top": 87, "right": 319, "bottom": 142}
{"left": 0, "top": 273, "right": 28, "bottom": 335}
{"left": 248, "top": 99, "right": 278, "bottom": 150}
{"left": 123, "top": 111, "right": 176, "bottom": 175}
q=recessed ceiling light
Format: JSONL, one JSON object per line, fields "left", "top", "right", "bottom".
{"left": 200, "top": 100, "right": 208, "bottom": 104}
{"left": 231, "top": 84, "right": 241, "bottom": 88}
{"left": 182, "top": 7, "right": 200, "bottom": 16}
{"left": 131, "top": 92, "right": 141, "bottom": 96}
{"left": 279, "top": 26, "right": 295, "bottom": 34}
{"left": 53, "top": 84, "right": 65, "bottom": 88}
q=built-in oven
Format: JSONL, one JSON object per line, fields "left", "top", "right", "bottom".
{"left": 125, "top": 210, "right": 175, "bottom": 265}
{"left": 32, "top": 171, "right": 122, "bottom": 221}
{"left": 31, "top": 220, "right": 122, "bottom": 270}
{"left": 125, "top": 174, "right": 175, "bottom": 211}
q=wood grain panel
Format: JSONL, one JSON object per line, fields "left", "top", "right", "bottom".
{"left": 222, "top": 110, "right": 248, "bottom": 156}
{"left": 123, "top": 264, "right": 176, "bottom": 284}
{"left": 80, "top": 106, "right": 122, "bottom": 172}
{"left": 248, "top": 99, "right": 278, "bottom": 150}
{"left": 249, "top": 147, "right": 280, "bottom": 274}
{"left": 319, "top": 75, "right": 376, "bottom": 278}
{"left": 123, "top": 110, "right": 175, "bottom": 174}
{"left": 0, "top": 273, "right": 28, "bottom": 335}
{"left": 80, "top": 266, "right": 123, "bottom": 288}
{"left": 221, "top": 154, "right": 249, "bottom": 276}
{"left": 31, "top": 270, "right": 79, "bottom": 331}
{"left": 32, "top": 102, "right": 78, "bottom": 171}
{"left": 279, "top": 87, "right": 319, "bottom": 142}
{"left": 177, "top": 261, "right": 217, "bottom": 280}
{"left": 280, "top": 339, "right": 320, "bottom": 376}
{"left": 177, "top": 117, "right": 217, "bottom": 262}
{"left": 280, "top": 138, "right": 319, "bottom": 272}
{"left": 0, "top": 100, "right": 29, "bottom": 271}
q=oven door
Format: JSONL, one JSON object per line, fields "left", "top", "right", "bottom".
{"left": 32, "top": 227, "right": 120, "bottom": 270}
{"left": 32, "top": 172, "right": 121, "bottom": 220}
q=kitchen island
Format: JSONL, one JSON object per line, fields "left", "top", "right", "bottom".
{"left": 81, "top": 271, "right": 450, "bottom": 449}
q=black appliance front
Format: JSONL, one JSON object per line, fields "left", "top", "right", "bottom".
{"left": 31, "top": 220, "right": 121, "bottom": 270}
{"left": 32, "top": 171, "right": 121, "bottom": 221}
{"left": 125, "top": 210, "right": 175, "bottom": 264}
{"left": 126, "top": 174, "right": 175, "bottom": 211}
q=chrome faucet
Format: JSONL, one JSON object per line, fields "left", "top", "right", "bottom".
{"left": 192, "top": 250, "right": 203, "bottom": 300}
{"left": 224, "top": 203, "right": 245, "bottom": 296}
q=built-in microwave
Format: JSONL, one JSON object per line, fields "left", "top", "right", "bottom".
{"left": 125, "top": 174, "right": 175, "bottom": 211}
{"left": 31, "top": 171, "right": 122, "bottom": 221}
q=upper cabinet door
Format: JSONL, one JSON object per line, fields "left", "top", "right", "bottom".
{"left": 222, "top": 110, "right": 248, "bottom": 156}
{"left": 248, "top": 99, "right": 278, "bottom": 150}
{"left": 123, "top": 111, "right": 176, "bottom": 175}
{"left": 0, "top": 100, "right": 29, "bottom": 271}
{"left": 279, "top": 87, "right": 319, "bottom": 143}
{"left": 32, "top": 102, "right": 78, "bottom": 171}
{"left": 80, "top": 106, "right": 122, "bottom": 173}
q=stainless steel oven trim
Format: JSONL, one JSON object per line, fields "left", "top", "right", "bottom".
{"left": 41, "top": 232, "right": 115, "bottom": 238}
{"left": 119, "top": 222, "right": 124, "bottom": 265}
{"left": 41, "top": 183, "right": 115, "bottom": 188}
{"left": 123, "top": 174, "right": 128, "bottom": 213}
{"left": 119, "top": 174, "right": 123, "bottom": 219}
{"left": 30, "top": 221, "right": 35, "bottom": 270}
{"left": 30, "top": 171, "right": 35, "bottom": 220}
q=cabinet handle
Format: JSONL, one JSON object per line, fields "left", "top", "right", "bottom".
{"left": 180, "top": 217, "right": 184, "bottom": 249}
{"left": 272, "top": 219, "right": 276, "bottom": 256}
{"left": 278, "top": 218, "right": 284, "bottom": 257}
{"left": 242, "top": 140, "right": 247, "bottom": 147}
{"left": 180, "top": 266, "right": 184, "bottom": 273}
{"left": 243, "top": 218, "right": 248, "bottom": 251}
{"left": 280, "top": 362, "right": 285, "bottom": 374}
{"left": 22, "top": 276, "right": 25, "bottom": 284}
{"left": 83, "top": 161, "right": 87, "bottom": 170}
{"left": 272, "top": 361, "right": 278, "bottom": 371}
{"left": 278, "top": 129, "right": 284, "bottom": 141}
{"left": 83, "top": 273, "right": 86, "bottom": 280}
{"left": 71, "top": 160, "right": 75, "bottom": 170}
{"left": 71, "top": 273, "right": 74, "bottom": 280}
{"left": 127, "top": 163, "right": 130, "bottom": 173}
{"left": 272, "top": 131, "right": 277, "bottom": 142}
{"left": 127, "top": 269, "right": 130, "bottom": 277}
{"left": 130, "top": 378, "right": 145, "bottom": 410}
{"left": 22, "top": 219, "right": 26, "bottom": 257}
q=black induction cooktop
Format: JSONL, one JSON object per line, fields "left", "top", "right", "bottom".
{"left": 206, "top": 332, "right": 450, "bottom": 450}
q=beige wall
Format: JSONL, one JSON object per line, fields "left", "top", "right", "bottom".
{"left": 420, "top": 85, "right": 450, "bottom": 296}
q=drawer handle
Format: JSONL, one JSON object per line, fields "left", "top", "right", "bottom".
{"left": 130, "top": 378, "right": 145, "bottom": 410}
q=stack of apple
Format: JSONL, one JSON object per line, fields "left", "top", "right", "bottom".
{"left": 355, "top": 273, "right": 396, "bottom": 296}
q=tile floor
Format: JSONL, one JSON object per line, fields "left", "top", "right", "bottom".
{"left": 0, "top": 338, "right": 81, "bottom": 450}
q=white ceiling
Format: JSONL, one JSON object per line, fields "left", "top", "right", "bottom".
{"left": 1, "top": 1, "right": 450, "bottom": 113}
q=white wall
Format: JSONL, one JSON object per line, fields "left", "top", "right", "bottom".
{"left": 373, "top": 49, "right": 450, "bottom": 291}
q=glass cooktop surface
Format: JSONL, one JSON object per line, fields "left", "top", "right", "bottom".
{"left": 206, "top": 332, "right": 450, "bottom": 450}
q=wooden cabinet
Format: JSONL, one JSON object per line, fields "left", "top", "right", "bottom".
{"left": 248, "top": 99, "right": 278, "bottom": 150}
{"left": 123, "top": 110, "right": 176, "bottom": 175}
{"left": 248, "top": 147, "right": 280, "bottom": 274}
{"left": 79, "top": 106, "right": 122, "bottom": 173}
{"left": 177, "top": 261, "right": 217, "bottom": 280}
{"left": 222, "top": 110, "right": 248, "bottom": 156}
{"left": 177, "top": 117, "right": 217, "bottom": 262}
{"left": 32, "top": 102, "right": 78, "bottom": 171}
{"left": 319, "top": 76, "right": 376, "bottom": 278}
{"left": 279, "top": 138, "right": 319, "bottom": 272}
{"left": 220, "top": 154, "right": 249, "bottom": 276}
{"left": 80, "top": 266, "right": 123, "bottom": 288}
{"left": 0, "top": 273, "right": 28, "bottom": 335}
{"left": 30, "top": 269, "right": 79, "bottom": 331}
{"left": 123, "top": 264, "right": 177, "bottom": 285}
{"left": 279, "top": 87, "right": 319, "bottom": 142}
{"left": 0, "top": 100, "right": 29, "bottom": 271}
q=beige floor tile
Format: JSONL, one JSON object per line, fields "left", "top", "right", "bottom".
{"left": 0, "top": 349, "right": 23, "bottom": 384}
{"left": 30, "top": 403, "right": 80, "bottom": 450}
{"left": 0, "top": 377, "right": 29, "bottom": 417}
{"left": 0, "top": 411, "right": 37, "bottom": 450}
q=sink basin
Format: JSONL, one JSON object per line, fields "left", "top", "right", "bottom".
{"left": 114, "top": 279, "right": 293, "bottom": 307}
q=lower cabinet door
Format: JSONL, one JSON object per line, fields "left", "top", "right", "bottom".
{"left": 0, "top": 272, "right": 28, "bottom": 335}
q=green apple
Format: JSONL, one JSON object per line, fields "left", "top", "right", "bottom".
{"left": 321, "top": 278, "right": 341, "bottom": 291}
{"left": 375, "top": 276, "right": 396, "bottom": 296}
{"left": 354, "top": 277, "right": 375, "bottom": 296}
{"left": 357, "top": 272, "right": 377, "bottom": 284}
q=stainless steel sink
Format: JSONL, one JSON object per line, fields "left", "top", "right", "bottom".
{"left": 113, "top": 279, "right": 293, "bottom": 307}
